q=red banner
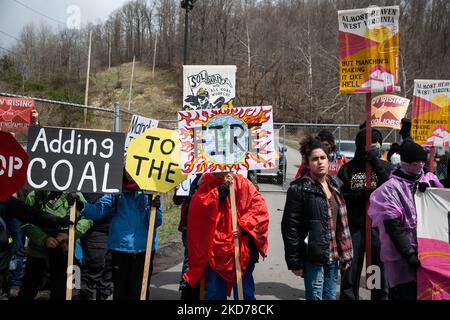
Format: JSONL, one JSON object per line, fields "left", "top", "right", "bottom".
{"left": 0, "top": 97, "right": 35, "bottom": 131}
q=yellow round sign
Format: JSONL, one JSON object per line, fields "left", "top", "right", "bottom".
{"left": 125, "top": 128, "right": 187, "bottom": 193}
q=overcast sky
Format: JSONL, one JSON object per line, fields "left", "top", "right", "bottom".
{"left": 0, "top": 0, "right": 130, "bottom": 49}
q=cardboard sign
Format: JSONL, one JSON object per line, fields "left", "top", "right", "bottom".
{"left": 338, "top": 6, "right": 400, "bottom": 94}
{"left": 124, "top": 115, "right": 159, "bottom": 153}
{"left": 26, "top": 126, "right": 125, "bottom": 193}
{"left": 183, "top": 65, "right": 236, "bottom": 110}
{"left": 0, "top": 97, "right": 34, "bottom": 131}
{"left": 371, "top": 94, "right": 409, "bottom": 129}
{"left": 0, "top": 132, "right": 28, "bottom": 201}
{"left": 126, "top": 128, "right": 186, "bottom": 193}
{"left": 178, "top": 106, "right": 275, "bottom": 174}
{"left": 412, "top": 80, "right": 450, "bottom": 147}
{"left": 176, "top": 173, "right": 197, "bottom": 196}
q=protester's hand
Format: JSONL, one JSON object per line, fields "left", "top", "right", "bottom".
{"left": 67, "top": 193, "right": 84, "bottom": 210}
{"left": 56, "top": 233, "right": 69, "bottom": 243}
{"left": 418, "top": 182, "right": 429, "bottom": 193}
{"left": 406, "top": 252, "right": 421, "bottom": 268}
{"left": 45, "top": 237, "right": 59, "bottom": 249}
{"left": 340, "top": 261, "right": 351, "bottom": 272}
{"left": 55, "top": 215, "right": 74, "bottom": 227}
{"left": 292, "top": 269, "right": 304, "bottom": 278}
{"left": 31, "top": 109, "right": 39, "bottom": 125}
{"left": 152, "top": 195, "right": 161, "bottom": 208}
{"left": 233, "top": 225, "right": 243, "bottom": 239}
{"left": 224, "top": 172, "right": 234, "bottom": 186}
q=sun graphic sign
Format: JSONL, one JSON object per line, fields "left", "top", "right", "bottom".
{"left": 177, "top": 106, "right": 275, "bottom": 174}
{"left": 338, "top": 6, "right": 400, "bottom": 94}
{"left": 412, "top": 80, "right": 450, "bottom": 147}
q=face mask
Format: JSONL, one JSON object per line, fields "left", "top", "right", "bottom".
{"left": 400, "top": 161, "right": 424, "bottom": 176}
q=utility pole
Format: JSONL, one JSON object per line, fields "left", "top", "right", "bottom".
{"left": 83, "top": 30, "right": 92, "bottom": 128}
{"left": 181, "top": 0, "right": 196, "bottom": 65}
{"left": 128, "top": 56, "right": 136, "bottom": 111}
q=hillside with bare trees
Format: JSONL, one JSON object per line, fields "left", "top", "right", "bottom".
{"left": 1, "top": 0, "right": 449, "bottom": 123}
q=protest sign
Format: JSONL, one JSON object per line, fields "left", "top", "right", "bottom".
{"left": 0, "top": 132, "right": 28, "bottom": 201}
{"left": 0, "top": 97, "right": 35, "bottom": 131}
{"left": 124, "top": 115, "right": 159, "bottom": 153}
{"left": 178, "top": 106, "right": 275, "bottom": 174}
{"left": 183, "top": 65, "right": 236, "bottom": 110}
{"left": 416, "top": 188, "right": 450, "bottom": 300}
{"left": 26, "top": 126, "right": 125, "bottom": 193}
{"left": 338, "top": 6, "right": 400, "bottom": 94}
{"left": 125, "top": 127, "right": 186, "bottom": 193}
{"left": 412, "top": 80, "right": 450, "bottom": 147}
{"left": 371, "top": 94, "right": 409, "bottom": 129}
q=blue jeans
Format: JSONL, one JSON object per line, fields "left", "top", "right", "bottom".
{"left": 303, "top": 260, "right": 338, "bottom": 300}
{"left": 8, "top": 218, "right": 25, "bottom": 289}
{"left": 204, "top": 263, "right": 256, "bottom": 300}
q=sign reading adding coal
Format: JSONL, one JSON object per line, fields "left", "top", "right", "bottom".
{"left": 26, "top": 126, "right": 125, "bottom": 193}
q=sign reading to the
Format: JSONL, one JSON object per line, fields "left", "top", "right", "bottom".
{"left": 0, "top": 132, "right": 28, "bottom": 201}
{"left": 178, "top": 106, "right": 275, "bottom": 174}
{"left": 26, "top": 126, "right": 125, "bottom": 193}
{"left": 0, "top": 97, "right": 35, "bottom": 131}
{"left": 126, "top": 128, "right": 186, "bottom": 193}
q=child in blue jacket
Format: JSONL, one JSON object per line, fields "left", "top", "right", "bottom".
{"left": 82, "top": 170, "right": 162, "bottom": 300}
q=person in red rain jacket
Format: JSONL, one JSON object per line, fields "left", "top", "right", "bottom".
{"left": 183, "top": 172, "right": 269, "bottom": 300}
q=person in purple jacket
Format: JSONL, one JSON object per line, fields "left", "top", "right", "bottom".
{"left": 368, "top": 142, "right": 443, "bottom": 300}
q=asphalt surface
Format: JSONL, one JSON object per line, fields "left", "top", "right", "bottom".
{"left": 149, "top": 145, "right": 370, "bottom": 300}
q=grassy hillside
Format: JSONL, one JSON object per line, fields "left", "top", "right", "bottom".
{"left": 89, "top": 62, "right": 182, "bottom": 122}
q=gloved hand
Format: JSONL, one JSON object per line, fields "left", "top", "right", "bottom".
{"left": 418, "top": 182, "right": 429, "bottom": 193}
{"left": 67, "top": 193, "right": 84, "bottom": 210}
{"left": 152, "top": 195, "right": 161, "bottom": 208}
{"left": 406, "top": 252, "right": 421, "bottom": 268}
{"left": 55, "top": 215, "right": 74, "bottom": 227}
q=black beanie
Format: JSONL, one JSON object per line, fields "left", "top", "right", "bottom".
{"left": 355, "top": 128, "right": 383, "bottom": 149}
{"left": 317, "top": 130, "right": 335, "bottom": 144}
{"left": 400, "top": 142, "right": 428, "bottom": 163}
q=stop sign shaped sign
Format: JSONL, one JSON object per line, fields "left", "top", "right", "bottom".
{"left": 0, "top": 131, "right": 28, "bottom": 201}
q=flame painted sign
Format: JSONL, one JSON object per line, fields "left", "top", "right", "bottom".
{"left": 177, "top": 106, "right": 275, "bottom": 174}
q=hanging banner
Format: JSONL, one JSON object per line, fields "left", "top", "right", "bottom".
{"left": 26, "top": 126, "right": 125, "bottom": 193}
{"left": 124, "top": 115, "right": 159, "bottom": 154}
{"left": 412, "top": 80, "right": 450, "bottom": 147}
{"left": 338, "top": 6, "right": 400, "bottom": 94}
{"left": 0, "top": 97, "right": 35, "bottom": 131}
{"left": 125, "top": 127, "right": 186, "bottom": 193}
{"left": 183, "top": 65, "right": 236, "bottom": 110}
{"left": 416, "top": 188, "right": 450, "bottom": 300}
{"left": 371, "top": 94, "right": 409, "bottom": 129}
{"left": 178, "top": 106, "right": 275, "bottom": 174}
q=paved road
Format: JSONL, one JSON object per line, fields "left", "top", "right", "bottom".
{"left": 150, "top": 145, "right": 370, "bottom": 300}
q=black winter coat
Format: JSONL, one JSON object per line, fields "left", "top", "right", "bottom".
{"left": 281, "top": 175, "right": 343, "bottom": 270}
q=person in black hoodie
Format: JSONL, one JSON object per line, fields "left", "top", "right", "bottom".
{"left": 337, "top": 128, "right": 393, "bottom": 300}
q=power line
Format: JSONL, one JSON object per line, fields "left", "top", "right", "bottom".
{"left": 11, "top": 0, "right": 66, "bottom": 26}
{"left": 0, "top": 29, "right": 20, "bottom": 42}
{"left": 0, "top": 45, "right": 14, "bottom": 54}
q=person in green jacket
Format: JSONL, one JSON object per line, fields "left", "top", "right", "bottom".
{"left": 18, "top": 191, "right": 92, "bottom": 300}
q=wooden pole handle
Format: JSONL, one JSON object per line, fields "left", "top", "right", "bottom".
{"left": 66, "top": 203, "right": 76, "bottom": 300}
{"left": 141, "top": 204, "right": 157, "bottom": 300}
{"left": 229, "top": 180, "right": 244, "bottom": 300}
